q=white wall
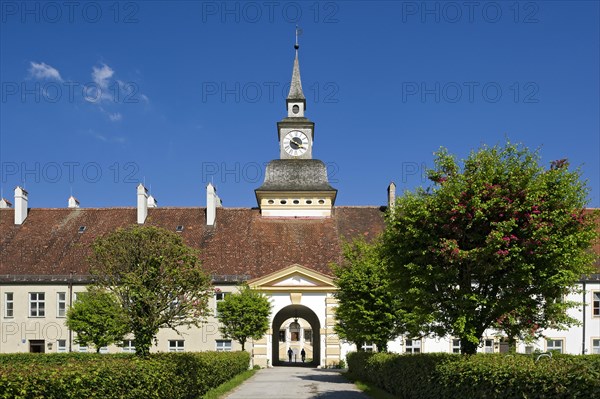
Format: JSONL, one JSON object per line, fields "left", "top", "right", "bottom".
{"left": 1, "top": 281, "right": 597, "bottom": 358}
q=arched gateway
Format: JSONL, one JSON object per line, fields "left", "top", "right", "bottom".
{"left": 271, "top": 305, "right": 320, "bottom": 367}
{"left": 248, "top": 264, "right": 340, "bottom": 368}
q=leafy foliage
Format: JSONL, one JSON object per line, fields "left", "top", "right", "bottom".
{"left": 347, "top": 351, "right": 600, "bottom": 399}
{"left": 217, "top": 284, "right": 272, "bottom": 351}
{"left": 89, "top": 225, "right": 212, "bottom": 356}
{"left": 0, "top": 352, "right": 250, "bottom": 399}
{"left": 66, "top": 287, "right": 129, "bottom": 352}
{"left": 333, "top": 240, "right": 404, "bottom": 351}
{"left": 382, "top": 141, "right": 598, "bottom": 353}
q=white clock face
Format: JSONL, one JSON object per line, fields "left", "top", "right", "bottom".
{"left": 283, "top": 131, "right": 309, "bottom": 157}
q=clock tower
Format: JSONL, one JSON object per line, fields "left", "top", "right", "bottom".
{"left": 255, "top": 33, "right": 337, "bottom": 218}
{"left": 278, "top": 40, "right": 314, "bottom": 160}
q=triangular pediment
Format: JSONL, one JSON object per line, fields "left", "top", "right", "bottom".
{"left": 248, "top": 264, "right": 336, "bottom": 291}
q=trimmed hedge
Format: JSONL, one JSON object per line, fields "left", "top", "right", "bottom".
{"left": 347, "top": 352, "right": 600, "bottom": 399}
{"left": 0, "top": 351, "right": 250, "bottom": 399}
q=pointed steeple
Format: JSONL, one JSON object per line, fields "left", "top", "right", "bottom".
{"left": 287, "top": 48, "right": 305, "bottom": 101}
{"left": 287, "top": 26, "right": 305, "bottom": 102}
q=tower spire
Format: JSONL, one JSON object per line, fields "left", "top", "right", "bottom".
{"left": 287, "top": 26, "right": 305, "bottom": 101}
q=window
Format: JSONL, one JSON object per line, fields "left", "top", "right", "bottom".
{"left": 4, "top": 293, "right": 13, "bottom": 318}
{"left": 122, "top": 340, "right": 135, "bottom": 353}
{"left": 279, "top": 330, "right": 286, "bottom": 342}
{"left": 216, "top": 340, "right": 232, "bottom": 352}
{"left": 57, "top": 292, "right": 66, "bottom": 317}
{"left": 452, "top": 339, "right": 461, "bottom": 354}
{"left": 29, "top": 340, "right": 45, "bottom": 353}
{"left": 79, "top": 345, "right": 88, "bottom": 353}
{"left": 592, "top": 339, "right": 600, "bottom": 354}
{"left": 304, "top": 329, "right": 313, "bottom": 343}
{"left": 289, "top": 320, "right": 300, "bottom": 342}
{"left": 214, "top": 292, "right": 228, "bottom": 316}
{"left": 99, "top": 347, "right": 108, "bottom": 354}
{"left": 57, "top": 340, "right": 67, "bottom": 353}
{"left": 547, "top": 339, "right": 563, "bottom": 353}
{"left": 484, "top": 339, "right": 494, "bottom": 353}
{"left": 29, "top": 292, "right": 45, "bottom": 317}
{"left": 593, "top": 292, "right": 600, "bottom": 317}
{"left": 361, "top": 342, "right": 374, "bottom": 352}
{"left": 405, "top": 338, "right": 421, "bottom": 354}
{"left": 169, "top": 340, "right": 184, "bottom": 352}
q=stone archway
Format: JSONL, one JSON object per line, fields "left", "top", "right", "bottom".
{"left": 272, "top": 304, "right": 321, "bottom": 367}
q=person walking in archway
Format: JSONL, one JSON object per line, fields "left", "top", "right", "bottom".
{"left": 288, "top": 348, "right": 293, "bottom": 362}
{"left": 301, "top": 348, "right": 306, "bottom": 363}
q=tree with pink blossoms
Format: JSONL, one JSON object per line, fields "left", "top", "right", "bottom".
{"left": 382, "top": 141, "right": 598, "bottom": 354}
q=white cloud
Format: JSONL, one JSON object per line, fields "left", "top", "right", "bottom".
{"left": 87, "top": 129, "right": 126, "bottom": 144}
{"left": 92, "top": 63, "right": 114, "bottom": 89}
{"left": 29, "top": 62, "right": 63, "bottom": 81}
{"left": 108, "top": 112, "right": 122, "bottom": 122}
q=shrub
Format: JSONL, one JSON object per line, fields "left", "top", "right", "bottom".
{"left": 0, "top": 351, "right": 250, "bottom": 399}
{"left": 346, "top": 352, "right": 600, "bottom": 399}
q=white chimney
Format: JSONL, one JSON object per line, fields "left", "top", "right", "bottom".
{"left": 68, "top": 196, "right": 80, "bottom": 208}
{"left": 147, "top": 195, "right": 158, "bottom": 208}
{"left": 14, "top": 186, "right": 28, "bottom": 225}
{"left": 0, "top": 198, "right": 12, "bottom": 209}
{"left": 387, "top": 182, "right": 396, "bottom": 210}
{"left": 137, "top": 183, "right": 148, "bottom": 224}
{"left": 206, "top": 183, "right": 222, "bottom": 226}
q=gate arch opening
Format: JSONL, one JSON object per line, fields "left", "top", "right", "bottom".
{"left": 272, "top": 304, "right": 321, "bottom": 367}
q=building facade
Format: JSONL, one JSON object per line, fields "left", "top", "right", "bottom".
{"left": 1, "top": 44, "right": 599, "bottom": 366}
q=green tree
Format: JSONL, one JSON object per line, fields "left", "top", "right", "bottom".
{"left": 332, "top": 240, "right": 404, "bottom": 352}
{"left": 90, "top": 225, "right": 212, "bottom": 356}
{"left": 216, "top": 285, "right": 272, "bottom": 351}
{"left": 66, "top": 287, "right": 129, "bottom": 353}
{"left": 382, "top": 141, "right": 598, "bottom": 354}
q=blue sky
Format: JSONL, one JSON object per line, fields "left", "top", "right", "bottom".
{"left": 1, "top": 1, "right": 598, "bottom": 208}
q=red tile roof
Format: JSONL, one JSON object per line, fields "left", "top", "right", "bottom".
{"left": 0, "top": 207, "right": 385, "bottom": 282}
{"left": 1, "top": 207, "right": 597, "bottom": 283}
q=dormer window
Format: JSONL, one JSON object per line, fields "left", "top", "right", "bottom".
{"left": 78, "top": 226, "right": 86, "bottom": 233}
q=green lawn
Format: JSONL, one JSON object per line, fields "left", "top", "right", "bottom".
{"left": 343, "top": 373, "right": 397, "bottom": 399}
{"left": 202, "top": 368, "right": 258, "bottom": 399}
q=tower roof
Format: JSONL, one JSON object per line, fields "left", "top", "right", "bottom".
{"left": 287, "top": 47, "right": 305, "bottom": 101}
{"left": 256, "top": 159, "right": 336, "bottom": 192}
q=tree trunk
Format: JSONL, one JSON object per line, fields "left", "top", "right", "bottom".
{"left": 134, "top": 328, "right": 154, "bottom": 357}
{"left": 507, "top": 336, "right": 517, "bottom": 353}
{"left": 377, "top": 341, "right": 388, "bottom": 352}
{"left": 460, "top": 339, "right": 478, "bottom": 355}
{"left": 241, "top": 339, "right": 246, "bottom": 351}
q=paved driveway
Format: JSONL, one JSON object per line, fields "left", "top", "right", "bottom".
{"left": 224, "top": 367, "right": 369, "bottom": 399}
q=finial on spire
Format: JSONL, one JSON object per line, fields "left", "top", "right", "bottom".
{"left": 295, "top": 25, "right": 302, "bottom": 51}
